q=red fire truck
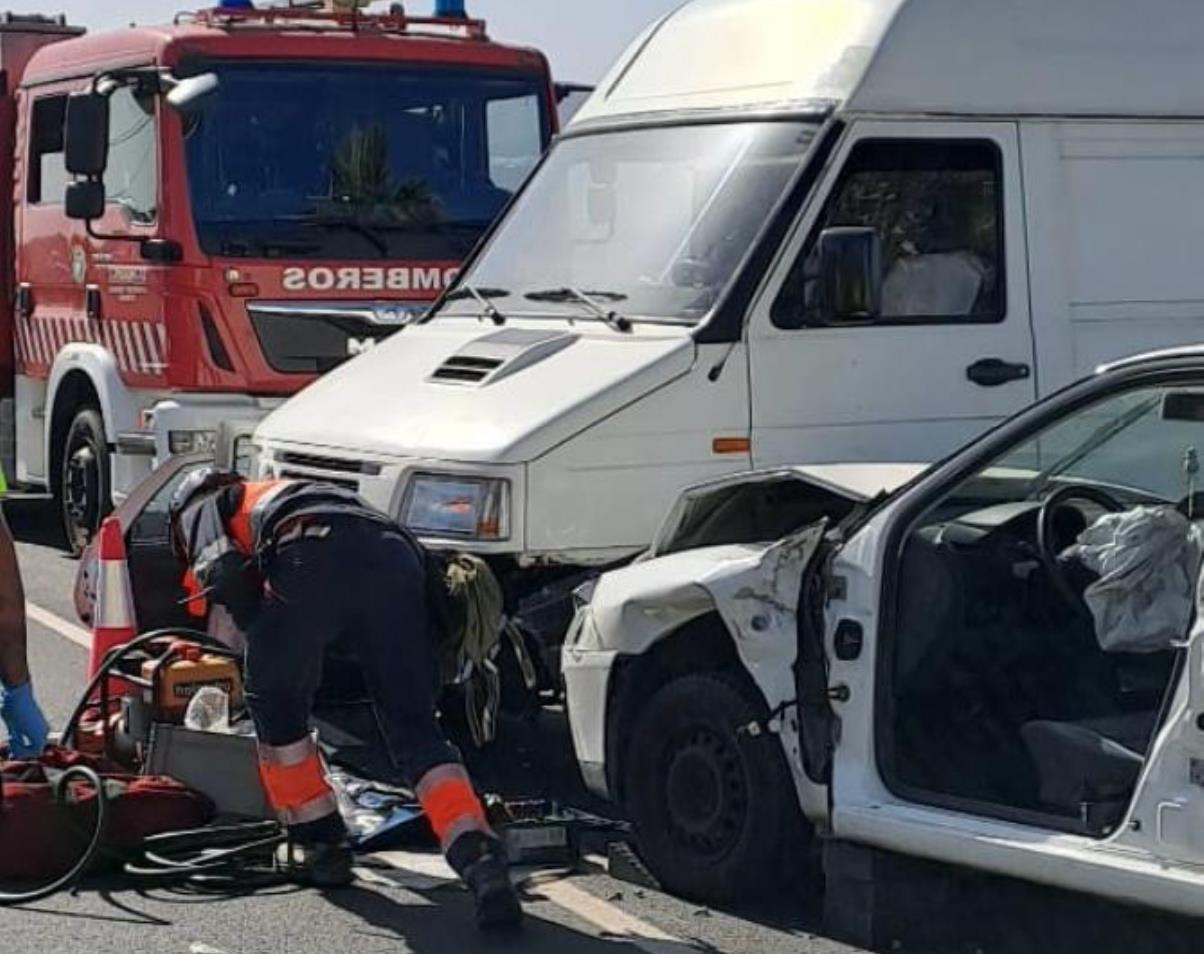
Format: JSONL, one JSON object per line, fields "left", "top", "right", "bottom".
{"left": 0, "top": 3, "right": 558, "bottom": 550}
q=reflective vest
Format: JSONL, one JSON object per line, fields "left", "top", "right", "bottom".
{"left": 227, "top": 480, "right": 296, "bottom": 554}
{"left": 182, "top": 479, "right": 295, "bottom": 619}
{"left": 0, "top": 465, "right": 7, "bottom": 496}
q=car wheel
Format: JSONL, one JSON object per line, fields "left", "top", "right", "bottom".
{"left": 623, "top": 670, "right": 809, "bottom": 903}
{"left": 60, "top": 406, "right": 112, "bottom": 557}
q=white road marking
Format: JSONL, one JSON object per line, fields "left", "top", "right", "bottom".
{"left": 353, "top": 865, "right": 441, "bottom": 899}
{"left": 26, "top": 601, "right": 92, "bottom": 649}
{"left": 371, "top": 850, "right": 458, "bottom": 883}
{"left": 372, "top": 851, "right": 694, "bottom": 951}
{"left": 531, "top": 877, "right": 693, "bottom": 953}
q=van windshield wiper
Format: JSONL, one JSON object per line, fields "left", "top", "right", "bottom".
{"left": 444, "top": 285, "right": 508, "bottom": 325}
{"left": 525, "top": 287, "right": 632, "bottom": 333}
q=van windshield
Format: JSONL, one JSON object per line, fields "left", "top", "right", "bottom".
{"left": 439, "top": 122, "right": 819, "bottom": 325}
{"left": 183, "top": 61, "right": 549, "bottom": 261}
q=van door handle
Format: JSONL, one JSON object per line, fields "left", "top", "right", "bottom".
{"left": 966, "top": 358, "right": 1030, "bottom": 387}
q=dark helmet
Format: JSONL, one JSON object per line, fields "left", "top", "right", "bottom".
{"left": 168, "top": 466, "right": 243, "bottom": 562}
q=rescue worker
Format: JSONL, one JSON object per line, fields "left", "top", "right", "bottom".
{"left": 0, "top": 466, "right": 51, "bottom": 758}
{"left": 168, "top": 470, "right": 521, "bottom": 929}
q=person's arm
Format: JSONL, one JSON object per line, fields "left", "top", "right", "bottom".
{"left": 0, "top": 507, "right": 49, "bottom": 757}
{"left": 0, "top": 509, "right": 29, "bottom": 689}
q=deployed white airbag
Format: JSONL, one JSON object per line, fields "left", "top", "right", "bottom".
{"left": 1067, "top": 506, "right": 1203, "bottom": 653}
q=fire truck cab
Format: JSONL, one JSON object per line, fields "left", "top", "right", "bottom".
{"left": 0, "top": 2, "right": 556, "bottom": 551}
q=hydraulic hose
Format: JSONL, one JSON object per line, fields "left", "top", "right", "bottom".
{"left": 123, "top": 821, "right": 289, "bottom": 891}
{"left": 0, "top": 765, "right": 110, "bottom": 906}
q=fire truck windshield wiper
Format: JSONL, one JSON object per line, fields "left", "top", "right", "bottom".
{"left": 525, "top": 287, "right": 632, "bottom": 333}
{"left": 444, "top": 285, "right": 508, "bottom": 325}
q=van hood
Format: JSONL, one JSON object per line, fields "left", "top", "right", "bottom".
{"left": 256, "top": 320, "right": 696, "bottom": 464}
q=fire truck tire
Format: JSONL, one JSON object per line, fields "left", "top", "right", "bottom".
{"left": 59, "top": 406, "right": 112, "bottom": 557}
{"left": 623, "top": 670, "right": 812, "bottom": 903}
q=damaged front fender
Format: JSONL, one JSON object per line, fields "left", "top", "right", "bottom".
{"left": 564, "top": 526, "right": 831, "bottom": 818}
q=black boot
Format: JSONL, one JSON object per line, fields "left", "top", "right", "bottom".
{"left": 447, "top": 832, "right": 522, "bottom": 930}
{"left": 276, "top": 839, "right": 355, "bottom": 888}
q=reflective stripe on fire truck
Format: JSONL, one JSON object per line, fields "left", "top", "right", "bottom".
{"left": 14, "top": 314, "right": 168, "bottom": 375}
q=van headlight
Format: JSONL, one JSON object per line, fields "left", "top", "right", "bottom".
{"left": 402, "top": 475, "right": 511, "bottom": 541}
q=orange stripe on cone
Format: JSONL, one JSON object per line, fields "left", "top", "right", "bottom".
{"left": 89, "top": 517, "right": 139, "bottom": 699}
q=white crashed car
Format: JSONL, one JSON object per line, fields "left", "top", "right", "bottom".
{"left": 565, "top": 346, "right": 1204, "bottom": 916}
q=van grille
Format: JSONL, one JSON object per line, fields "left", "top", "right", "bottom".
{"left": 278, "top": 469, "right": 360, "bottom": 493}
{"left": 430, "top": 355, "right": 506, "bottom": 383}
{"left": 277, "top": 452, "right": 381, "bottom": 476}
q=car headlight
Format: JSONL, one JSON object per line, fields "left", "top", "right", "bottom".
{"left": 169, "top": 429, "right": 218, "bottom": 455}
{"left": 402, "top": 474, "right": 510, "bottom": 541}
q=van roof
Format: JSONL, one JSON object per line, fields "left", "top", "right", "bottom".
{"left": 573, "top": 0, "right": 1204, "bottom": 128}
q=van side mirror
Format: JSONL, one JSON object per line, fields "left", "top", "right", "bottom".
{"left": 65, "top": 180, "right": 105, "bottom": 221}
{"left": 64, "top": 91, "right": 110, "bottom": 177}
{"left": 819, "top": 226, "right": 883, "bottom": 323}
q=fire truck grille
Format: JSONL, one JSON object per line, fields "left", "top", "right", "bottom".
{"left": 248, "top": 304, "right": 410, "bottom": 375}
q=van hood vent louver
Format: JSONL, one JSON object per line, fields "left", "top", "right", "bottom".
{"left": 429, "top": 328, "right": 579, "bottom": 386}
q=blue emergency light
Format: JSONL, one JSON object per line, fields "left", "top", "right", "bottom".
{"left": 219, "top": 0, "right": 255, "bottom": 8}
{"left": 435, "top": 0, "right": 467, "bottom": 17}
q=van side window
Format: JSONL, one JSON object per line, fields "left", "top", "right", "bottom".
{"left": 773, "top": 139, "right": 1004, "bottom": 327}
{"left": 105, "top": 86, "right": 158, "bottom": 224}
{"left": 28, "top": 94, "right": 69, "bottom": 204}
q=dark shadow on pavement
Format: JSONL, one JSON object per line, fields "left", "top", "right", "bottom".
{"left": 324, "top": 877, "right": 702, "bottom": 954}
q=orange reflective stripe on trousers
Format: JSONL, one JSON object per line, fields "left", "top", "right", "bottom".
{"left": 258, "top": 735, "right": 339, "bottom": 826}
{"left": 415, "top": 763, "right": 491, "bottom": 849}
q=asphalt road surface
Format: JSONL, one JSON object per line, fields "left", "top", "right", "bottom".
{"left": 5, "top": 500, "right": 1203, "bottom": 954}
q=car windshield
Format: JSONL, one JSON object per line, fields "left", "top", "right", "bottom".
{"left": 183, "top": 61, "right": 549, "bottom": 261}
{"left": 439, "top": 122, "right": 819, "bottom": 325}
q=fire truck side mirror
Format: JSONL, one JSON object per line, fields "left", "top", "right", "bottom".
{"left": 65, "top": 181, "right": 106, "bottom": 222}
{"left": 165, "top": 73, "right": 220, "bottom": 114}
{"left": 64, "top": 91, "right": 110, "bottom": 178}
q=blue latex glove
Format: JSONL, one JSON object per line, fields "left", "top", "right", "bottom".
{"left": 1, "top": 680, "right": 50, "bottom": 759}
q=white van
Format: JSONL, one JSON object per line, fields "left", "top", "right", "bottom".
{"left": 254, "top": 0, "right": 1204, "bottom": 627}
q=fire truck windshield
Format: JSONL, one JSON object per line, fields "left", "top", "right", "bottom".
{"left": 182, "top": 61, "right": 549, "bottom": 261}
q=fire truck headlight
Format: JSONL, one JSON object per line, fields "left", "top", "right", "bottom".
{"left": 402, "top": 474, "right": 510, "bottom": 541}
{"left": 169, "top": 429, "right": 219, "bottom": 456}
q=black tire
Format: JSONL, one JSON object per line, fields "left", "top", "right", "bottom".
{"left": 623, "top": 670, "right": 810, "bottom": 903}
{"left": 59, "top": 406, "right": 112, "bottom": 557}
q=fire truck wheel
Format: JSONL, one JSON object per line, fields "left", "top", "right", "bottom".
{"left": 60, "top": 406, "right": 112, "bottom": 557}
{"left": 623, "top": 670, "right": 812, "bottom": 903}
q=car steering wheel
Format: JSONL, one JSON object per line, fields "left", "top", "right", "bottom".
{"left": 1036, "top": 484, "right": 1125, "bottom": 615}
